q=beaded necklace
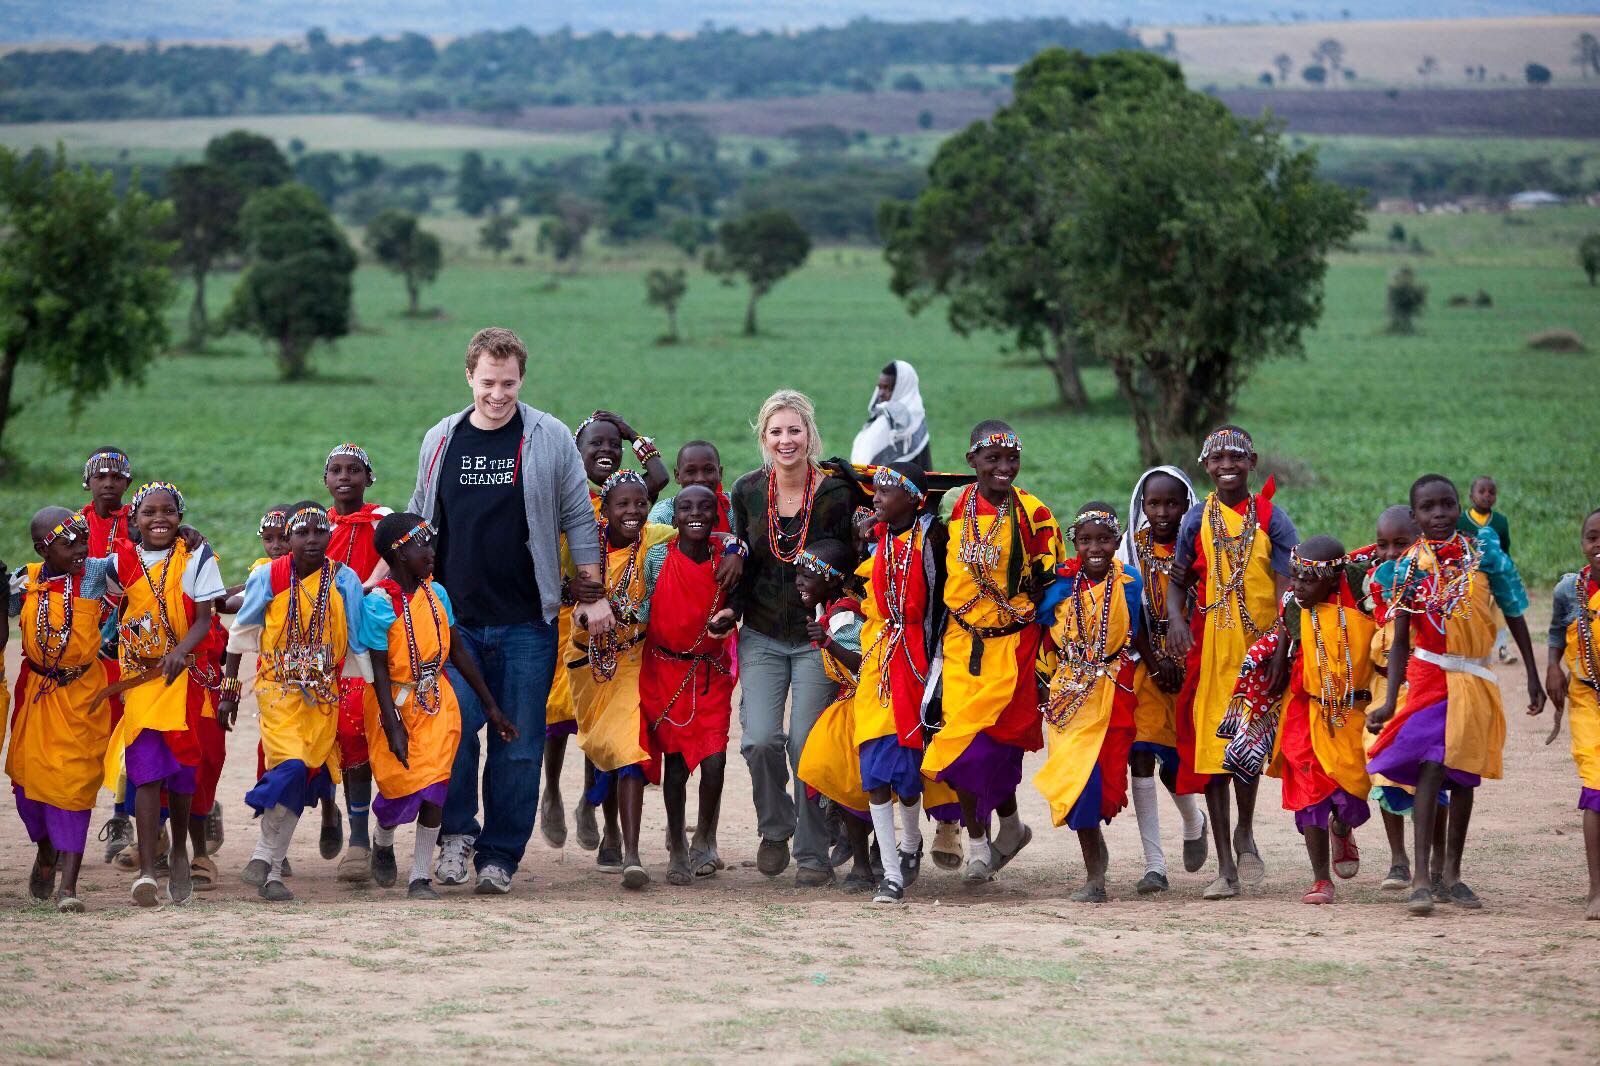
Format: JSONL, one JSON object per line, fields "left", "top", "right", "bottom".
{"left": 397, "top": 581, "right": 445, "bottom": 715}
{"left": 857, "top": 523, "right": 930, "bottom": 737}
{"left": 1133, "top": 526, "right": 1173, "bottom": 653}
{"left": 1389, "top": 533, "right": 1480, "bottom": 633}
{"left": 588, "top": 534, "right": 646, "bottom": 683}
{"left": 649, "top": 567, "right": 728, "bottom": 730}
{"left": 1200, "top": 493, "right": 1266, "bottom": 640}
{"left": 954, "top": 486, "right": 1031, "bottom": 625}
{"left": 31, "top": 569, "right": 77, "bottom": 697}
{"left": 1041, "top": 561, "right": 1125, "bottom": 730}
{"left": 124, "top": 547, "right": 179, "bottom": 665}
{"left": 1304, "top": 597, "right": 1356, "bottom": 728}
{"left": 277, "top": 560, "right": 339, "bottom": 705}
{"left": 765, "top": 465, "right": 818, "bottom": 565}
{"left": 1576, "top": 566, "right": 1599, "bottom": 687}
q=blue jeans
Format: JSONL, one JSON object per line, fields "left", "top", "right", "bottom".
{"left": 442, "top": 619, "right": 556, "bottom": 875}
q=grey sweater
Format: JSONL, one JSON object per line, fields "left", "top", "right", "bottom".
{"left": 408, "top": 401, "right": 601, "bottom": 624}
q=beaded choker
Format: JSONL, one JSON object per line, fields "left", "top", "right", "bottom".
{"left": 872, "top": 466, "right": 925, "bottom": 501}
{"left": 1071, "top": 509, "right": 1121, "bottom": 539}
{"left": 325, "top": 443, "right": 374, "bottom": 482}
{"left": 1198, "top": 428, "right": 1253, "bottom": 462}
{"left": 1290, "top": 547, "right": 1347, "bottom": 580}
{"left": 82, "top": 450, "right": 131, "bottom": 489}
{"left": 41, "top": 511, "right": 89, "bottom": 548}
{"left": 796, "top": 549, "right": 843, "bottom": 582}
{"left": 600, "top": 469, "right": 646, "bottom": 500}
{"left": 967, "top": 432, "right": 1021, "bottom": 456}
{"left": 287, "top": 506, "right": 331, "bottom": 533}
{"left": 258, "top": 510, "right": 288, "bottom": 536}
{"left": 131, "top": 481, "right": 184, "bottom": 516}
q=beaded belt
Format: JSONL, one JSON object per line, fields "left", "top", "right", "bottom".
{"left": 567, "top": 631, "right": 646, "bottom": 670}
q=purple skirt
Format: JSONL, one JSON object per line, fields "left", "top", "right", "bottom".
{"left": 245, "top": 759, "right": 335, "bottom": 816}
{"left": 934, "top": 732, "right": 1024, "bottom": 827}
{"left": 125, "top": 729, "right": 197, "bottom": 795}
{"left": 859, "top": 735, "right": 923, "bottom": 799}
{"left": 1581, "top": 787, "right": 1600, "bottom": 814}
{"left": 372, "top": 780, "right": 450, "bottom": 829}
{"left": 1293, "top": 788, "right": 1371, "bottom": 834}
{"left": 13, "top": 786, "right": 92, "bottom": 854}
{"left": 546, "top": 719, "right": 578, "bottom": 740}
{"left": 1365, "top": 699, "right": 1483, "bottom": 790}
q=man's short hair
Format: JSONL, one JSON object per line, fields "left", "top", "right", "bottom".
{"left": 465, "top": 327, "right": 528, "bottom": 376}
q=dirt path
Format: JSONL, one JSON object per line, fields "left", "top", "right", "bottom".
{"left": 2, "top": 607, "right": 1597, "bottom": 1064}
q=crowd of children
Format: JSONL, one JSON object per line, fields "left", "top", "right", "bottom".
{"left": 5, "top": 418, "right": 1594, "bottom": 921}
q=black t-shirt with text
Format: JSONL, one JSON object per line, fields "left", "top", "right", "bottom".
{"left": 435, "top": 411, "right": 540, "bottom": 626}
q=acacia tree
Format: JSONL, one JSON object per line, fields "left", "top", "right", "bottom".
{"left": 1057, "top": 87, "right": 1364, "bottom": 464}
{"left": 224, "top": 183, "right": 356, "bottom": 379}
{"left": 0, "top": 147, "right": 174, "bottom": 458}
{"left": 479, "top": 211, "right": 520, "bottom": 259}
{"left": 706, "top": 210, "right": 810, "bottom": 336}
{"left": 537, "top": 194, "right": 597, "bottom": 274}
{"left": 1581, "top": 233, "right": 1600, "bottom": 285}
{"left": 881, "top": 49, "right": 1183, "bottom": 409}
{"left": 1273, "top": 52, "right": 1293, "bottom": 85}
{"left": 364, "top": 209, "right": 442, "bottom": 315}
{"left": 645, "top": 267, "right": 688, "bottom": 343}
{"left": 203, "top": 130, "right": 291, "bottom": 195}
{"left": 164, "top": 162, "right": 245, "bottom": 349}
{"left": 1310, "top": 38, "right": 1345, "bottom": 85}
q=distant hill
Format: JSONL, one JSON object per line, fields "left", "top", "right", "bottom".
{"left": 7, "top": 1, "right": 1600, "bottom": 45}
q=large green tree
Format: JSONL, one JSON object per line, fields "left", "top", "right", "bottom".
{"left": 224, "top": 183, "right": 356, "bottom": 380}
{"left": 364, "top": 209, "right": 442, "bottom": 315}
{"left": 203, "top": 129, "right": 292, "bottom": 195}
{"left": 0, "top": 147, "right": 174, "bottom": 458}
{"left": 1058, "top": 87, "right": 1364, "bottom": 464}
{"left": 880, "top": 48, "right": 1183, "bottom": 409}
{"left": 706, "top": 210, "right": 811, "bottom": 336}
{"left": 164, "top": 162, "right": 245, "bottom": 349}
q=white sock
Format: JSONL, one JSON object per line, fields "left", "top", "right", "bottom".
{"left": 412, "top": 824, "right": 440, "bottom": 883}
{"left": 897, "top": 797, "right": 924, "bottom": 854}
{"left": 994, "top": 807, "right": 1024, "bottom": 852}
{"left": 869, "top": 801, "right": 902, "bottom": 886}
{"left": 251, "top": 807, "right": 277, "bottom": 865}
{"left": 267, "top": 805, "right": 300, "bottom": 882}
{"left": 1131, "top": 775, "right": 1167, "bottom": 876}
{"left": 373, "top": 822, "right": 395, "bottom": 847}
{"left": 1173, "top": 791, "right": 1205, "bottom": 840}
{"left": 967, "top": 834, "right": 992, "bottom": 867}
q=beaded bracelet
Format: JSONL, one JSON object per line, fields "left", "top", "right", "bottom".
{"left": 218, "top": 677, "right": 243, "bottom": 700}
{"left": 632, "top": 436, "right": 660, "bottom": 463}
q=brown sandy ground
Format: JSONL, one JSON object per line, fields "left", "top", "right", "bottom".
{"left": 0, "top": 604, "right": 1597, "bottom": 1065}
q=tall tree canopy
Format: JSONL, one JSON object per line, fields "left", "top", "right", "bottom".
{"left": 224, "top": 183, "right": 356, "bottom": 380}
{"left": 706, "top": 210, "right": 810, "bottom": 336}
{"left": 203, "top": 129, "right": 292, "bottom": 195}
{"left": 880, "top": 49, "right": 1183, "bottom": 409}
{"left": 0, "top": 146, "right": 174, "bottom": 458}
{"left": 364, "top": 209, "right": 442, "bottom": 316}
{"left": 164, "top": 161, "right": 245, "bottom": 349}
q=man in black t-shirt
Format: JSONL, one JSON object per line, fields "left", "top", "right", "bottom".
{"left": 409, "top": 328, "right": 614, "bottom": 895}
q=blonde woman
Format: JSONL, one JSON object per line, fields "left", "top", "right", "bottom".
{"left": 729, "top": 390, "right": 857, "bottom": 886}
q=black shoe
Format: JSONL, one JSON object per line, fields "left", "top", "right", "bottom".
{"left": 1135, "top": 870, "right": 1170, "bottom": 895}
{"left": 1430, "top": 873, "right": 1450, "bottom": 903}
{"left": 898, "top": 844, "right": 924, "bottom": 888}
{"left": 100, "top": 816, "right": 133, "bottom": 864}
{"left": 206, "top": 805, "right": 225, "bottom": 851}
{"left": 596, "top": 846, "right": 624, "bottom": 874}
{"left": 756, "top": 836, "right": 791, "bottom": 877}
{"left": 408, "top": 878, "right": 440, "bottom": 900}
{"left": 842, "top": 869, "right": 876, "bottom": 894}
{"left": 1183, "top": 812, "right": 1209, "bottom": 873}
{"left": 371, "top": 844, "right": 398, "bottom": 887}
{"left": 868, "top": 840, "right": 884, "bottom": 881}
{"left": 320, "top": 808, "right": 344, "bottom": 860}
{"left": 1449, "top": 882, "right": 1483, "bottom": 909}
{"left": 872, "top": 877, "right": 904, "bottom": 904}
{"left": 795, "top": 865, "right": 835, "bottom": 887}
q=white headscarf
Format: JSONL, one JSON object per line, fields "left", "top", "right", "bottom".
{"left": 1117, "top": 465, "right": 1199, "bottom": 570}
{"left": 850, "top": 360, "right": 929, "bottom": 466}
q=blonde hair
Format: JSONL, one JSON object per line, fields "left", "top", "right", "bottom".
{"left": 754, "top": 389, "right": 822, "bottom": 469}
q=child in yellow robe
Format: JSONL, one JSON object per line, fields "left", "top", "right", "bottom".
{"left": 1543, "top": 506, "right": 1600, "bottom": 921}
{"left": 218, "top": 502, "right": 368, "bottom": 903}
{"left": 362, "top": 513, "right": 515, "bottom": 899}
{"left": 102, "top": 482, "right": 224, "bottom": 908}
{"left": 6, "top": 509, "right": 113, "bottom": 912}
{"left": 1036, "top": 505, "right": 1172, "bottom": 903}
{"left": 1166, "top": 425, "right": 1298, "bottom": 900}
{"left": 569, "top": 470, "right": 676, "bottom": 890}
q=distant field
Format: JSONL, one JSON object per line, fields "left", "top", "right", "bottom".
{"left": 1141, "top": 15, "right": 1600, "bottom": 88}
{"left": 1, "top": 205, "right": 1596, "bottom": 589}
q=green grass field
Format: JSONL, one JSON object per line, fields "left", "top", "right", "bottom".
{"left": 2, "top": 206, "right": 1597, "bottom": 592}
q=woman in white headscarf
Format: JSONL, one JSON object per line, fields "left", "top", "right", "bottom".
{"left": 850, "top": 361, "right": 931, "bottom": 469}
{"left": 1116, "top": 465, "right": 1209, "bottom": 894}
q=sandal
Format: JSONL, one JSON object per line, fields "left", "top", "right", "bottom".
{"left": 1236, "top": 849, "right": 1266, "bottom": 886}
{"left": 688, "top": 847, "right": 720, "bottom": 878}
{"left": 131, "top": 875, "right": 160, "bottom": 908}
{"left": 930, "top": 821, "right": 963, "bottom": 870}
{"left": 55, "top": 893, "right": 86, "bottom": 914}
{"left": 1202, "top": 876, "right": 1239, "bottom": 900}
{"left": 1407, "top": 886, "right": 1434, "bottom": 916}
{"left": 190, "top": 854, "right": 219, "bottom": 892}
{"left": 28, "top": 850, "right": 59, "bottom": 902}
{"left": 621, "top": 864, "right": 650, "bottom": 891}
{"left": 1449, "top": 882, "right": 1483, "bottom": 910}
{"left": 1301, "top": 879, "right": 1335, "bottom": 905}
{"left": 1330, "top": 829, "right": 1360, "bottom": 880}
{"left": 666, "top": 852, "right": 693, "bottom": 886}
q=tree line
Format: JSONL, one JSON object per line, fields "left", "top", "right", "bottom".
{"left": 0, "top": 18, "right": 1138, "bottom": 122}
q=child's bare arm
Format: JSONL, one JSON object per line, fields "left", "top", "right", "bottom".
{"left": 449, "top": 629, "right": 517, "bottom": 740}
{"left": 369, "top": 650, "right": 408, "bottom": 768}
{"left": 1505, "top": 613, "right": 1546, "bottom": 716}
{"left": 160, "top": 598, "right": 213, "bottom": 683}
{"left": 1368, "top": 613, "right": 1410, "bottom": 732}
{"left": 1544, "top": 645, "right": 1568, "bottom": 744}
{"left": 217, "top": 651, "right": 243, "bottom": 730}
{"left": 1165, "top": 572, "right": 1194, "bottom": 658}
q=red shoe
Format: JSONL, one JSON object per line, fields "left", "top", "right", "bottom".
{"left": 1302, "top": 879, "right": 1335, "bottom": 905}
{"left": 1331, "top": 829, "right": 1360, "bottom": 880}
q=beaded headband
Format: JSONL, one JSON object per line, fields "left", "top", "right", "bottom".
{"left": 40, "top": 511, "right": 89, "bottom": 548}
{"left": 392, "top": 521, "right": 436, "bottom": 551}
{"left": 966, "top": 431, "right": 1021, "bottom": 456}
{"left": 131, "top": 481, "right": 184, "bottom": 515}
{"left": 1198, "top": 428, "right": 1254, "bottom": 462}
{"left": 258, "top": 510, "right": 288, "bottom": 536}
{"left": 325, "top": 443, "right": 375, "bottom": 483}
{"left": 573, "top": 414, "right": 603, "bottom": 442}
{"left": 796, "top": 549, "right": 844, "bottom": 582}
{"left": 287, "top": 506, "right": 331, "bottom": 533}
{"left": 1071, "top": 509, "right": 1122, "bottom": 538}
{"left": 1290, "top": 547, "right": 1347, "bottom": 580}
{"left": 872, "top": 466, "right": 926, "bottom": 501}
{"left": 82, "top": 450, "right": 131, "bottom": 489}
{"left": 599, "top": 469, "right": 647, "bottom": 501}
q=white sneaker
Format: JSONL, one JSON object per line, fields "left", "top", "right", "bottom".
{"left": 474, "top": 863, "right": 512, "bottom": 895}
{"left": 435, "top": 834, "right": 474, "bottom": 886}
